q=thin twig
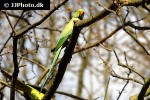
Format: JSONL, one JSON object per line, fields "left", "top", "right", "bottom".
{"left": 104, "top": 78, "right": 110, "bottom": 100}
{"left": 1, "top": 11, "right": 17, "bottom": 35}
{"left": 0, "top": 10, "right": 26, "bottom": 54}
{"left": 0, "top": 35, "right": 11, "bottom": 54}
{"left": 110, "top": 69, "right": 143, "bottom": 85}
{"left": 15, "top": 0, "right": 69, "bottom": 39}
{"left": 55, "top": 91, "right": 88, "bottom": 100}
{"left": 117, "top": 52, "right": 131, "bottom": 100}
{"left": 124, "top": 28, "right": 149, "bottom": 55}
{"left": 95, "top": 0, "right": 116, "bottom": 13}
{"left": 18, "top": 56, "right": 45, "bottom": 70}
{"left": 6, "top": 11, "right": 30, "bottom": 25}
{"left": 113, "top": 50, "right": 145, "bottom": 81}
{"left": 118, "top": 63, "right": 145, "bottom": 81}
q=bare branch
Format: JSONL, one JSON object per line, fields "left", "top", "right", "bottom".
{"left": 56, "top": 91, "right": 88, "bottom": 100}
{"left": 113, "top": 50, "right": 145, "bottom": 81}
{"left": 1, "top": 11, "right": 17, "bottom": 35}
{"left": 124, "top": 28, "right": 150, "bottom": 55}
{"left": 114, "top": 0, "right": 150, "bottom": 7}
{"left": 11, "top": 38, "right": 19, "bottom": 100}
{"left": 95, "top": 0, "right": 116, "bottom": 13}
{"left": 104, "top": 78, "right": 110, "bottom": 100}
{"left": 110, "top": 69, "right": 143, "bottom": 85}
{"left": 117, "top": 52, "right": 131, "bottom": 100}
{"left": 15, "top": 0, "right": 69, "bottom": 39}
{"left": 75, "top": 3, "right": 119, "bottom": 28}
{"left": 128, "top": 21, "right": 150, "bottom": 30}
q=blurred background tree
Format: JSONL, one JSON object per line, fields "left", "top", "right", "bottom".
{"left": 0, "top": 0, "right": 150, "bottom": 100}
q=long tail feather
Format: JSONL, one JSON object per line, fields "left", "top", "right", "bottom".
{"left": 41, "top": 47, "right": 62, "bottom": 92}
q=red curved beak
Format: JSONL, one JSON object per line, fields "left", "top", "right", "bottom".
{"left": 80, "top": 12, "right": 84, "bottom": 17}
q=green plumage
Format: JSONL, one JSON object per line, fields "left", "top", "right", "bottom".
{"left": 41, "top": 9, "right": 85, "bottom": 91}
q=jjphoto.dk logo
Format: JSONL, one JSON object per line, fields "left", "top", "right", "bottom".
{"left": 11, "top": 2, "right": 44, "bottom": 8}
{"left": 0, "top": 0, "right": 50, "bottom": 10}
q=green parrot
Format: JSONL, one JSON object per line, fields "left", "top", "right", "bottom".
{"left": 41, "top": 9, "right": 85, "bottom": 90}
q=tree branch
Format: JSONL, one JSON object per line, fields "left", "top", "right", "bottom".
{"left": 129, "top": 80, "right": 150, "bottom": 100}
{"left": 138, "top": 78, "right": 150, "bottom": 100}
{"left": 1, "top": 11, "right": 17, "bottom": 35}
{"left": 128, "top": 21, "right": 150, "bottom": 30}
{"left": 1, "top": 11, "right": 20, "bottom": 100}
{"left": 75, "top": 3, "right": 119, "bottom": 28}
{"left": 15, "top": 0, "right": 69, "bottom": 39}
{"left": 124, "top": 28, "right": 150, "bottom": 55}
{"left": 11, "top": 38, "right": 19, "bottom": 100}
{"left": 115, "top": 0, "right": 150, "bottom": 7}
{"left": 55, "top": 91, "right": 88, "bottom": 100}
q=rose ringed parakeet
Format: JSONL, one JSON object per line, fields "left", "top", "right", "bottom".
{"left": 41, "top": 9, "right": 84, "bottom": 90}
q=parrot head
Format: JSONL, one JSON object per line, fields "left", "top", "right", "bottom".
{"left": 73, "top": 9, "right": 84, "bottom": 20}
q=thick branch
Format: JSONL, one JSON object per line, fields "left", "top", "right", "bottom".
{"left": 129, "top": 81, "right": 150, "bottom": 100}
{"left": 138, "top": 78, "right": 150, "bottom": 100}
{"left": 11, "top": 38, "right": 19, "bottom": 100}
{"left": 75, "top": 0, "right": 150, "bottom": 28}
{"left": 128, "top": 21, "right": 150, "bottom": 30}
{"left": 75, "top": 3, "right": 118, "bottom": 28}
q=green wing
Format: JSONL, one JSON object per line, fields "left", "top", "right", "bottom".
{"left": 52, "top": 9, "right": 85, "bottom": 52}
{"left": 52, "top": 18, "right": 79, "bottom": 52}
